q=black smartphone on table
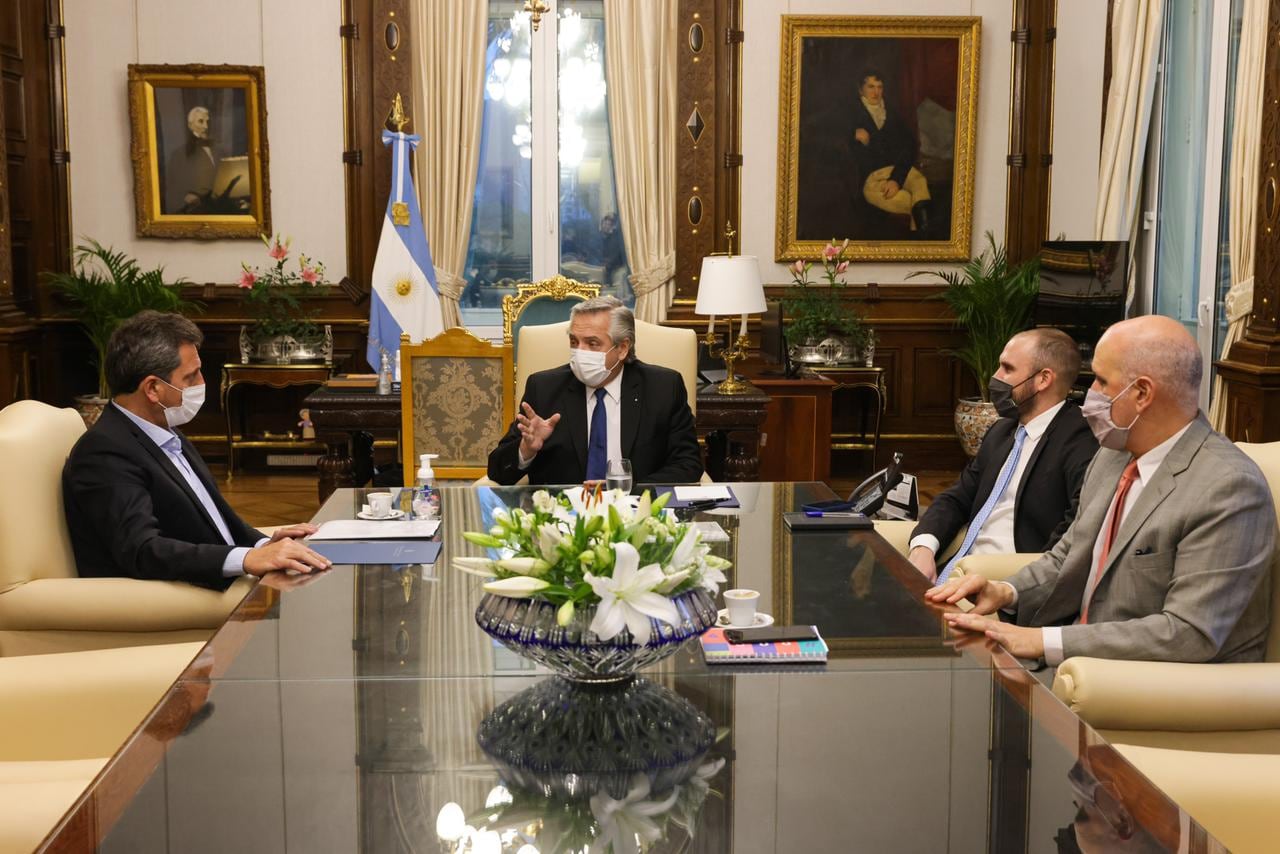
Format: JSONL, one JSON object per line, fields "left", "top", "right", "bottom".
{"left": 724, "top": 625, "right": 820, "bottom": 644}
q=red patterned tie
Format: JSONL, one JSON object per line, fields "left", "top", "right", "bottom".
{"left": 1081, "top": 459, "right": 1140, "bottom": 624}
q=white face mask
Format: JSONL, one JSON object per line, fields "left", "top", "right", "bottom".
{"left": 158, "top": 378, "right": 206, "bottom": 428}
{"left": 569, "top": 345, "right": 616, "bottom": 388}
{"left": 1081, "top": 379, "right": 1140, "bottom": 451}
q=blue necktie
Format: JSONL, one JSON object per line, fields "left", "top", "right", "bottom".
{"left": 586, "top": 387, "right": 608, "bottom": 480}
{"left": 937, "top": 425, "right": 1028, "bottom": 583}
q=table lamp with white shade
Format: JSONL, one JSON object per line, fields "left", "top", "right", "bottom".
{"left": 695, "top": 253, "right": 766, "bottom": 395}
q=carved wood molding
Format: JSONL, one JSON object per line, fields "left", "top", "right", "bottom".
{"left": 1004, "top": 0, "right": 1056, "bottom": 264}
{"left": 672, "top": 0, "right": 741, "bottom": 314}
{"left": 342, "top": 0, "right": 412, "bottom": 297}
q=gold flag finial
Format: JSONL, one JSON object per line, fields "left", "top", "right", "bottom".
{"left": 386, "top": 93, "right": 410, "bottom": 132}
{"left": 724, "top": 220, "right": 737, "bottom": 256}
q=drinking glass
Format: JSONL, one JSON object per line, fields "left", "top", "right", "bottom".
{"left": 606, "top": 459, "right": 633, "bottom": 493}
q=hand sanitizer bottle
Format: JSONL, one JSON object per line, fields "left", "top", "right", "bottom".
{"left": 413, "top": 453, "right": 440, "bottom": 519}
{"left": 377, "top": 351, "right": 392, "bottom": 395}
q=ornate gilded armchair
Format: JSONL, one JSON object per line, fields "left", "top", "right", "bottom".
{"left": 501, "top": 275, "right": 600, "bottom": 366}
{"left": 400, "top": 328, "right": 514, "bottom": 481}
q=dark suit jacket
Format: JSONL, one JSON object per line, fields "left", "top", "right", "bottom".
{"left": 62, "top": 403, "right": 264, "bottom": 590}
{"left": 1010, "top": 414, "right": 1274, "bottom": 663}
{"left": 850, "top": 100, "right": 917, "bottom": 188}
{"left": 912, "top": 403, "right": 1098, "bottom": 555}
{"left": 487, "top": 361, "right": 703, "bottom": 486}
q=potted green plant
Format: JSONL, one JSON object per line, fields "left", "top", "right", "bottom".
{"left": 237, "top": 234, "right": 331, "bottom": 364}
{"left": 43, "top": 239, "right": 197, "bottom": 426}
{"left": 783, "top": 240, "right": 869, "bottom": 367}
{"left": 911, "top": 231, "right": 1040, "bottom": 455}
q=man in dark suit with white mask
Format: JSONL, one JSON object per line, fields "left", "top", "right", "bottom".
{"left": 63, "top": 311, "right": 331, "bottom": 589}
{"left": 487, "top": 296, "right": 703, "bottom": 486}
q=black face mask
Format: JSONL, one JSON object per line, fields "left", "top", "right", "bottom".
{"left": 988, "top": 371, "right": 1040, "bottom": 419}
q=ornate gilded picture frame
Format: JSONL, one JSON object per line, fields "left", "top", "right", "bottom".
{"left": 775, "top": 16, "right": 980, "bottom": 263}
{"left": 128, "top": 64, "right": 271, "bottom": 239}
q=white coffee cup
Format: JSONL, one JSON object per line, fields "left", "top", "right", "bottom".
{"left": 723, "top": 588, "right": 760, "bottom": 627}
{"left": 367, "top": 491, "right": 394, "bottom": 518}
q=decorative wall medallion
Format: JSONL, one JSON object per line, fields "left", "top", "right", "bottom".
{"left": 686, "top": 106, "right": 705, "bottom": 144}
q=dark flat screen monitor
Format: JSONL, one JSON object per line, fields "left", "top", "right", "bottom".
{"left": 759, "top": 299, "right": 787, "bottom": 369}
{"left": 1036, "top": 240, "right": 1128, "bottom": 376}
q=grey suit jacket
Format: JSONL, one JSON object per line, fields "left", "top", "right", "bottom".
{"left": 1007, "top": 414, "right": 1274, "bottom": 663}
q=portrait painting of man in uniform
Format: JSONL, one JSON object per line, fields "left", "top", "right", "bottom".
{"left": 776, "top": 16, "right": 980, "bottom": 263}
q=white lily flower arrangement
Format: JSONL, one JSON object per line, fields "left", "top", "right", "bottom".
{"left": 456, "top": 489, "right": 731, "bottom": 646}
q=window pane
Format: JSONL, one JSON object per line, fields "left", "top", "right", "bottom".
{"left": 557, "top": 2, "right": 632, "bottom": 304}
{"left": 461, "top": 5, "right": 535, "bottom": 326}
{"left": 1152, "top": 0, "right": 1213, "bottom": 339}
{"left": 1212, "top": 0, "right": 1245, "bottom": 376}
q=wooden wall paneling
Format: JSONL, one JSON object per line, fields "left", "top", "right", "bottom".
{"left": 1004, "top": 0, "right": 1055, "bottom": 264}
{"left": 672, "top": 0, "right": 740, "bottom": 313}
{"left": 0, "top": 0, "right": 60, "bottom": 406}
{"left": 1218, "top": 0, "right": 1280, "bottom": 440}
{"left": 340, "top": 0, "right": 411, "bottom": 369}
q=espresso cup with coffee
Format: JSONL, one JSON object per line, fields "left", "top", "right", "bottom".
{"left": 723, "top": 588, "right": 760, "bottom": 627}
{"left": 367, "top": 491, "right": 395, "bottom": 518}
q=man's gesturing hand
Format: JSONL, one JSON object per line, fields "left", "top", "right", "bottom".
{"left": 517, "top": 402, "right": 561, "bottom": 460}
{"left": 243, "top": 538, "right": 332, "bottom": 577}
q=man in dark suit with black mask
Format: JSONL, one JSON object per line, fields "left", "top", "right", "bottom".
{"left": 909, "top": 328, "right": 1098, "bottom": 583}
{"left": 63, "top": 311, "right": 331, "bottom": 589}
{"left": 487, "top": 296, "right": 703, "bottom": 486}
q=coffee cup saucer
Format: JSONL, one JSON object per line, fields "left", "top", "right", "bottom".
{"left": 357, "top": 509, "right": 405, "bottom": 521}
{"left": 716, "top": 609, "right": 775, "bottom": 629}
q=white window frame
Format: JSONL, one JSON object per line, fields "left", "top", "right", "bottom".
{"left": 1137, "top": 0, "right": 1234, "bottom": 409}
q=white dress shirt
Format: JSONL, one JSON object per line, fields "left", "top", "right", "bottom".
{"left": 112, "top": 402, "right": 262, "bottom": 576}
{"left": 1016, "top": 421, "right": 1194, "bottom": 665}
{"left": 911, "top": 401, "right": 1065, "bottom": 558}
{"left": 519, "top": 366, "right": 625, "bottom": 470}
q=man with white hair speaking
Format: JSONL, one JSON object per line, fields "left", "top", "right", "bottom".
{"left": 928, "top": 315, "right": 1275, "bottom": 665}
{"left": 487, "top": 296, "right": 703, "bottom": 486}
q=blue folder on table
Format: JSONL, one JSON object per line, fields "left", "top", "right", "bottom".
{"left": 308, "top": 539, "right": 442, "bottom": 565}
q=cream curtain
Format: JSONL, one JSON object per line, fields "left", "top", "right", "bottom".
{"left": 604, "top": 0, "right": 678, "bottom": 322}
{"left": 1094, "top": 0, "right": 1165, "bottom": 307}
{"left": 1209, "top": 0, "right": 1268, "bottom": 429}
{"left": 410, "top": 0, "right": 487, "bottom": 329}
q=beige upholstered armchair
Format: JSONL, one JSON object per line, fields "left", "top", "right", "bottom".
{"left": 0, "top": 641, "right": 204, "bottom": 852}
{"left": 514, "top": 319, "right": 699, "bottom": 415}
{"left": 944, "top": 441, "right": 1280, "bottom": 853}
{"left": 400, "top": 328, "right": 515, "bottom": 482}
{"left": 0, "top": 400, "right": 250, "bottom": 656}
{"left": 1044, "top": 440, "right": 1280, "bottom": 725}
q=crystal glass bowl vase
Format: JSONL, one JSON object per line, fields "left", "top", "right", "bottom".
{"left": 474, "top": 587, "right": 718, "bottom": 682}
{"left": 477, "top": 676, "right": 716, "bottom": 800}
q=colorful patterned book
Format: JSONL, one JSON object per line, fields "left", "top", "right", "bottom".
{"left": 699, "top": 627, "right": 829, "bottom": 665}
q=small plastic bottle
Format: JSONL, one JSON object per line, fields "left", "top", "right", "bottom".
{"left": 377, "top": 351, "right": 392, "bottom": 395}
{"left": 413, "top": 453, "right": 441, "bottom": 519}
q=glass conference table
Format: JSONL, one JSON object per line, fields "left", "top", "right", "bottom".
{"left": 42, "top": 484, "right": 1223, "bottom": 853}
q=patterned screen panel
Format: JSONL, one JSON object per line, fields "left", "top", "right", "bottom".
{"left": 410, "top": 356, "right": 506, "bottom": 468}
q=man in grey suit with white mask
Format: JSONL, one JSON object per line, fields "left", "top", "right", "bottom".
{"left": 928, "top": 315, "right": 1274, "bottom": 665}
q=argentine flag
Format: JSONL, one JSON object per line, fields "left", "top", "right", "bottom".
{"left": 367, "top": 129, "right": 444, "bottom": 368}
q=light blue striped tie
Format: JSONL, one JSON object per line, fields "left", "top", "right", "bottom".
{"left": 937, "top": 425, "right": 1028, "bottom": 583}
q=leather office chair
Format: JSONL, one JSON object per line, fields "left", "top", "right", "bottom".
{"left": 0, "top": 641, "right": 204, "bottom": 853}
{"left": 0, "top": 400, "right": 250, "bottom": 656}
{"left": 515, "top": 319, "right": 699, "bottom": 415}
